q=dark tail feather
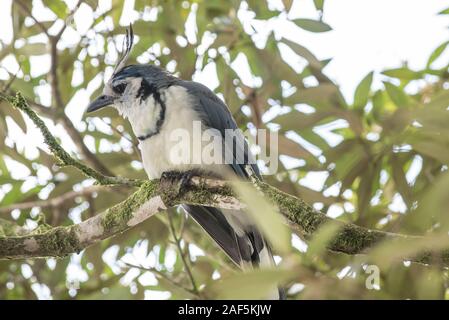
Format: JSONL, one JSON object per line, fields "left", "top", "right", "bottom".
{"left": 182, "top": 204, "right": 285, "bottom": 299}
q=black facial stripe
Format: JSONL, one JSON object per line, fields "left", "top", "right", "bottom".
{"left": 136, "top": 80, "right": 167, "bottom": 141}
{"left": 112, "top": 83, "right": 127, "bottom": 94}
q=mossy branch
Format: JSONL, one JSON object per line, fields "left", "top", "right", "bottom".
{"left": 1, "top": 92, "right": 143, "bottom": 187}
{"left": 1, "top": 175, "right": 448, "bottom": 265}
{"left": 1, "top": 92, "right": 449, "bottom": 266}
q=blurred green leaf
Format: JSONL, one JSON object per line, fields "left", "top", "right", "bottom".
{"left": 306, "top": 221, "right": 341, "bottom": 258}
{"left": 293, "top": 18, "right": 332, "bottom": 33}
{"left": 42, "top": 0, "right": 67, "bottom": 17}
{"left": 438, "top": 7, "right": 449, "bottom": 14}
{"left": 232, "top": 181, "right": 291, "bottom": 254}
{"left": 384, "top": 81, "right": 409, "bottom": 107}
{"left": 211, "top": 268, "right": 292, "bottom": 299}
{"left": 314, "top": 0, "right": 325, "bottom": 11}
{"left": 382, "top": 68, "right": 422, "bottom": 80}
{"left": 426, "top": 41, "right": 449, "bottom": 67}
{"left": 353, "top": 71, "right": 373, "bottom": 109}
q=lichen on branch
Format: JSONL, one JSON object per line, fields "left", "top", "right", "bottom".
{"left": 1, "top": 92, "right": 143, "bottom": 187}
{"left": 1, "top": 92, "right": 449, "bottom": 267}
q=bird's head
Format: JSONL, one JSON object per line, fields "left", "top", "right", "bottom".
{"left": 85, "top": 26, "right": 174, "bottom": 118}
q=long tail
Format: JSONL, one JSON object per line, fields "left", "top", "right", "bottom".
{"left": 182, "top": 204, "right": 285, "bottom": 299}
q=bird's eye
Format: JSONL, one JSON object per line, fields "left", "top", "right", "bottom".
{"left": 112, "top": 83, "right": 127, "bottom": 94}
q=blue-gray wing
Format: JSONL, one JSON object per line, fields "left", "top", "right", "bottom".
{"left": 177, "top": 80, "right": 260, "bottom": 179}
{"left": 176, "top": 80, "right": 283, "bottom": 298}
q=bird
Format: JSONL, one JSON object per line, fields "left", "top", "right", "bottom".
{"left": 86, "top": 26, "right": 284, "bottom": 299}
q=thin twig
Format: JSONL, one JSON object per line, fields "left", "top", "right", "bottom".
{"left": 1, "top": 68, "right": 20, "bottom": 94}
{"left": 1, "top": 93, "right": 143, "bottom": 187}
{"left": 167, "top": 210, "right": 199, "bottom": 295}
{"left": 15, "top": 0, "right": 50, "bottom": 37}
{"left": 55, "top": 0, "right": 84, "bottom": 40}
{"left": 122, "top": 261, "right": 200, "bottom": 299}
{"left": 97, "top": 117, "right": 140, "bottom": 155}
{"left": 0, "top": 185, "right": 110, "bottom": 214}
{"left": 59, "top": 115, "right": 115, "bottom": 175}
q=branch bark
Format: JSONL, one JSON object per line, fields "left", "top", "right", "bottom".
{"left": 0, "top": 185, "right": 105, "bottom": 214}
{"left": 1, "top": 92, "right": 142, "bottom": 187}
{"left": 14, "top": 0, "right": 113, "bottom": 176}
{"left": 2, "top": 92, "right": 449, "bottom": 267}
{"left": 1, "top": 174, "right": 448, "bottom": 266}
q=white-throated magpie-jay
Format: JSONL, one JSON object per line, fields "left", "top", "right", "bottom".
{"left": 86, "top": 27, "right": 283, "bottom": 299}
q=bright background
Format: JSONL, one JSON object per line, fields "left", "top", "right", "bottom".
{"left": 1, "top": 0, "right": 449, "bottom": 300}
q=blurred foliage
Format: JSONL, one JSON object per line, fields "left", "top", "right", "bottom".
{"left": 1, "top": 0, "right": 449, "bottom": 300}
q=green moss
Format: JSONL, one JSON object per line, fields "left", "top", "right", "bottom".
{"left": 0, "top": 238, "right": 23, "bottom": 259}
{"left": 259, "top": 181, "right": 324, "bottom": 233}
{"left": 328, "top": 225, "right": 385, "bottom": 254}
{"left": 0, "top": 226, "right": 81, "bottom": 259}
{"left": 5, "top": 92, "right": 142, "bottom": 188}
{"left": 37, "top": 227, "right": 81, "bottom": 256}
{"left": 258, "top": 180, "right": 390, "bottom": 255}
{"left": 32, "top": 214, "right": 53, "bottom": 235}
{"left": 101, "top": 181, "right": 158, "bottom": 233}
{"left": 185, "top": 179, "right": 234, "bottom": 207}
{"left": 0, "top": 219, "right": 23, "bottom": 237}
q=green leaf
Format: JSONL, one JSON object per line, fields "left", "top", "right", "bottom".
{"left": 273, "top": 110, "right": 334, "bottom": 129}
{"left": 282, "top": 0, "right": 294, "bottom": 11}
{"left": 247, "top": 0, "right": 279, "bottom": 19}
{"left": 411, "top": 140, "right": 449, "bottom": 164}
{"left": 17, "top": 43, "right": 48, "bottom": 56}
{"left": 306, "top": 220, "right": 341, "bottom": 258}
{"left": 438, "top": 7, "right": 449, "bottom": 14}
{"left": 211, "top": 269, "right": 292, "bottom": 299}
{"left": 42, "top": 0, "right": 67, "bottom": 18}
{"left": 232, "top": 181, "right": 291, "bottom": 254}
{"left": 426, "top": 90, "right": 449, "bottom": 110}
{"left": 0, "top": 183, "right": 22, "bottom": 206}
{"left": 282, "top": 38, "right": 323, "bottom": 70}
{"left": 294, "top": 18, "right": 332, "bottom": 33}
{"left": 313, "top": 0, "right": 324, "bottom": 11}
{"left": 357, "top": 161, "right": 381, "bottom": 219}
{"left": 284, "top": 83, "right": 339, "bottom": 109}
{"left": 382, "top": 68, "right": 422, "bottom": 80}
{"left": 353, "top": 71, "right": 373, "bottom": 109}
{"left": 384, "top": 82, "right": 409, "bottom": 107}
{"left": 390, "top": 154, "right": 412, "bottom": 207}
{"left": 427, "top": 41, "right": 449, "bottom": 67}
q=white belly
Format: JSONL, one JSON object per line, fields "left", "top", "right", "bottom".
{"left": 138, "top": 85, "right": 229, "bottom": 179}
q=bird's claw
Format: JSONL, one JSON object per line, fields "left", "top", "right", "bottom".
{"left": 160, "top": 170, "right": 200, "bottom": 195}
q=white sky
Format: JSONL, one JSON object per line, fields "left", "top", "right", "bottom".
{"left": 287, "top": 0, "right": 449, "bottom": 99}
{"left": 1, "top": 0, "right": 448, "bottom": 299}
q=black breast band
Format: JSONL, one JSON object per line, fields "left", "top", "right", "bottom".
{"left": 136, "top": 80, "right": 167, "bottom": 141}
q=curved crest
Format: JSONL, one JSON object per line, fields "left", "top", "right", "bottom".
{"left": 113, "top": 24, "right": 134, "bottom": 75}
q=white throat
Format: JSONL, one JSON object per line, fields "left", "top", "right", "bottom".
{"left": 114, "top": 78, "right": 163, "bottom": 138}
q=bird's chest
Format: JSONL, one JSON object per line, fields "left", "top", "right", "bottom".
{"left": 139, "top": 106, "right": 202, "bottom": 179}
{"left": 135, "top": 86, "right": 203, "bottom": 179}
{"left": 127, "top": 85, "right": 227, "bottom": 179}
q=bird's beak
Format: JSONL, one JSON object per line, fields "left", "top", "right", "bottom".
{"left": 86, "top": 95, "right": 114, "bottom": 113}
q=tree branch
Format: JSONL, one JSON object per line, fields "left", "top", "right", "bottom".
{"left": 167, "top": 209, "right": 199, "bottom": 294}
{"left": 58, "top": 115, "right": 115, "bottom": 175}
{"left": 7, "top": 90, "right": 117, "bottom": 175}
{"left": 13, "top": 0, "right": 113, "bottom": 176}
{"left": 45, "top": 1, "right": 114, "bottom": 176}
{"left": 2, "top": 92, "right": 449, "bottom": 267}
{"left": 0, "top": 185, "right": 108, "bottom": 214}
{"left": 1, "top": 92, "right": 142, "bottom": 187}
{"left": 15, "top": 0, "right": 50, "bottom": 38}
{"left": 0, "top": 175, "right": 448, "bottom": 265}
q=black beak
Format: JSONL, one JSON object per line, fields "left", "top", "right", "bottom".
{"left": 86, "top": 95, "right": 114, "bottom": 113}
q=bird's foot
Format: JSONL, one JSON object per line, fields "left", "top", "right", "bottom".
{"left": 160, "top": 169, "right": 202, "bottom": 195}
